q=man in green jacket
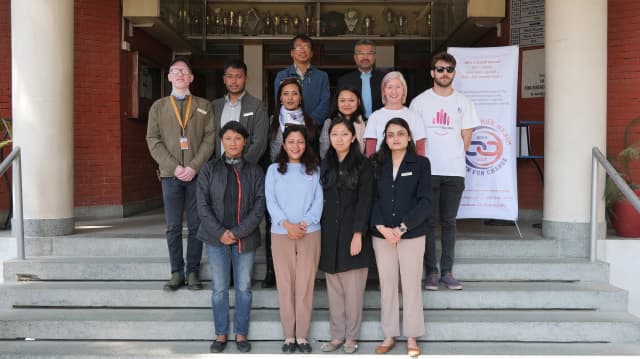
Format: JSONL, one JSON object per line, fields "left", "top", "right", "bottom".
{"left": 146, "top": 58, "right": 215, "bottom": 291}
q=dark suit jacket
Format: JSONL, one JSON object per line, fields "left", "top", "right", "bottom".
{"left": 371, "top": 152, "right": 432, "bottom": 239}
{"left": 337, "top": 68, "right": 387, "bottom": 115}
{"left": 212, "top": 92, "right": 269, "bottom": 164}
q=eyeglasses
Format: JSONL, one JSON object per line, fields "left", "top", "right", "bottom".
{"left": 169, "top": 68, "right": 192, "bottom": 75}
{"left": 433, "top": 66, "right": 455, "bottom": 74}
{"left": 223, "top": 74, "right": 245, "bottom": 80}
{"left": 355, "top": 51, "right": 376, "bottom": 56}
{"left": 293, "top": 45, "right": 312, "bottom": 51}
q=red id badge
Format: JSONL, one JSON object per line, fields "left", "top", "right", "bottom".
{"left": 180, "top": 136, "right": 189, "bottom": 150}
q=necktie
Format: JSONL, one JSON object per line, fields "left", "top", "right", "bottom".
{"left": 360, "top": 72, "right": 372, "bottom": 118}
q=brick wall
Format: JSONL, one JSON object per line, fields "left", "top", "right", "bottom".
{"left": 0, "top": 0, "right": 9, "bottom": 120}
{"left": 0, "top": 1, "right": 11, "bottom": 216}
{"left": 74, "top": 0, "right": 123, "bottom": 207}
{"left": 608, "top": 0, "right": 640, "bottom": 183}
{"left": 121, "top": 27, "right": 173, "bottom": 204}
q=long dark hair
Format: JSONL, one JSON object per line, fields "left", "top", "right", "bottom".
{"left": 270, "top": 77, "right": 316, "bottom": 140}
{"left": 320, "top": 117, "right": 365, "bottom": 190}
{"left": 329, "top": 86, "right": 366, "bottom": 124}
{"left": 373, "top": 117, "right": 416, "bottom": 168}
{"left": 276, "top": 125, "right": 319, "bottom": 175}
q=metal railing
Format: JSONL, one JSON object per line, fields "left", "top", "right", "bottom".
{"left": 0, "top": 146, "right": 24, "bottom": 260}
{"left": 590, "top": 147, "right": 640, "bottom": 262}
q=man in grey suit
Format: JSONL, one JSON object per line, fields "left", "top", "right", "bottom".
{"left": 337, "top": 39, "right": 387, "bottom": 118}
{"left": 212, "top": 60, "right": 268, "bottom": 164}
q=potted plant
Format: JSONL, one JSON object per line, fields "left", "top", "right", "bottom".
{"left": 606, "top": 115, "right": 640, "bottom": 237}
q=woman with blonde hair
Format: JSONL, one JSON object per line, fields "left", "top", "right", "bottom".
{"left": 363, "top": 71, "right": 426, "bottom": 157}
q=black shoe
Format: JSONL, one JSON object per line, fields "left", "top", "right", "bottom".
{"left": 297, "top": 341, "right": 312, "bottom": 354}
{"left": 282, "top": 341, "right": 296, "bottom": 353}
{"left": 262, "top": 266, "right": 276, "bottom": 288}
{"left": 209, "top": 340, "right": 227, "bottom": 353}
{"left": 186, "top": 272, "right": 203, "bottom": 290}
{"left": 163, "top": 272, "right": 185, "bottom": 291}
{"left": 235, "top": 338, "right": 251, "bottom": 353}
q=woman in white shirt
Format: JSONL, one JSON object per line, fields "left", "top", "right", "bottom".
{"left": 363, "top": 71, "right": 426, "bottom": 157}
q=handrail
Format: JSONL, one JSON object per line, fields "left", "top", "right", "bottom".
{"left": 0, "top": 146, "right": 24, "bottom": 260}
{"left": 591, "top": 147, "right": 640, "bottom": 262}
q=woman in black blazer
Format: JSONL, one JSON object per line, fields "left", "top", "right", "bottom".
{"left": 370, "top": 117, "right": 431, "bottom": 357}
{"left": 318, "top": 117, "right": 374, "bottom": 354}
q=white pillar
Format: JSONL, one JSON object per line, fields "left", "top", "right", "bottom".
{"left": 11, "top": 0, "right": 74, "bottom": 236}
{"left": 543, "top": 0, "right": 607, "bottom": 255}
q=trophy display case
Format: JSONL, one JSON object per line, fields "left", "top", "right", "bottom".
{"left": 175, "top": 0, "right": 433, "bottom": 41}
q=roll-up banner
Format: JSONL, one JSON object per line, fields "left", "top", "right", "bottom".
{"left": 448, "top": 46, "right": 520, "bottom": 220}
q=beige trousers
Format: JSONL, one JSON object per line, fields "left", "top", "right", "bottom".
{"left": 372, "top": 235, "right": 425, "bottom": 338}
{"left": 272, "top": 230, "right": 321, "bottom": 339}
{"left": 325, "top": 267, "right": 369, "bottom": 341}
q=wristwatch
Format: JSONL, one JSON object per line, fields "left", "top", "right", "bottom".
{"left": 399, "top": 223, "right": 408, "bottom": 234}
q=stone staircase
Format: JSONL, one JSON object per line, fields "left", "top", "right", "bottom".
{"left": 0, "top": 214, "right": 639, "bottom": 357}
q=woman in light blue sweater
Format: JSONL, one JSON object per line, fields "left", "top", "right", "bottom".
{"left": 265, "top": 124, "right": 323, "bottom": 354}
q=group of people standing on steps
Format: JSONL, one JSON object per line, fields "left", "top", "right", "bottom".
{"left": 146, "top": 34, "right": 480, "bottom": 356}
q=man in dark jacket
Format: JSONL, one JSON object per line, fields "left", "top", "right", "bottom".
{"left": 337, "top": 39, "right": 387, "bottom": 118}
{"left": 212, "top": 60, "right": 268, "bottom": 164}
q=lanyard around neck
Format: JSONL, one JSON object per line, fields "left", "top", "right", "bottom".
{"left": 169, "top": 95, "right": 193, "bottom": 132}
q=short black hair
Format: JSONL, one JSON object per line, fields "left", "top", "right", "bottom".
{"left": 354, "top": 39, "right": 376, "bottom": 51}
{"left": 223, "top": 59, "right": 247, "bottom": 75}
{"left": 219, "top": 121, "right": 249, "bottom": 139}
{"left": 430, "top": 52, "right": 456, "bottom": 69}
{"left": 290, "top": 34, "right": 313, "bottom": 50}
{"left": 169, "top": 57, "right": 192, "bottom": 72}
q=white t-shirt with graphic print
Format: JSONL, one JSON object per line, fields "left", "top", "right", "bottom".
{"left": 363, "top": 107, "right": 426, "bottom": 153}
{"left": 410, "top": 89, "right": 480, "bottom": 177}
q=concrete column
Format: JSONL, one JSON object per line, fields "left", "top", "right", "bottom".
{"left": 543, "top": 0, "right": 607, "bottom": 256}
{"left": 11, "top": 0, "right": 74, "bottom": 236}
{"left": 244, "top": 44, "right": 264, "bottom": 100}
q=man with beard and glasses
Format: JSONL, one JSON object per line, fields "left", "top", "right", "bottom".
{"left": 337, "top": 39, "right": 387, "bottom": 118}
{"left": 212, "top": 60, "right": 268, "bottom": 164}
{"left": 409, "top": 51, "right": 480, "bottom": 292}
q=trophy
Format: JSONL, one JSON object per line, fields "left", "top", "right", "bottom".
{"left": 229, "top": 10, "right": 235, "bottom": 34}
{"left": 273, "top": 15, "right": 281, "bottom": 35}
{"left": 213, "top": 8, "right": 222, "bottom": 34}
{"left": 264, "top": 13, "right": 273, "bottom": 35}
{"left": 384, "top": 8, "right": 394, "bottom": 36}
{"left": 292, "top": 16, "right": 301, "bottom": 34}
{"left": 304, "top": 4, "right": 315, "bottom": 35}
{"left": 192, "top": 12, "right": 201, "bottom": 35}
{"left": 282, "top": 16, "right": 290, "bottom": 34}
{"left": 245, "top": 8, "right": 262, "bottom": 36}
{"left": 397, "top": 15, "right": 407, "bottom": 35}
{"left": 362, "top": 15, "right": 373, "bottom": 35}
{"left": 237, "top": 14, "right": 244, "bottom": 35}
{"left": 344, "top": 8, "right": 359, "bottom": 34}
{"left": 222, "top": 15, "right": 229, "bottom": 34}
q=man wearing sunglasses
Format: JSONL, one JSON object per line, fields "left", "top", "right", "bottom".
{"left": 147, "top": 57, "right": 215, "bottom": 292}
{"left": 409, "top": 51, "right": 480, "bottom": 291}
{"left": 274, "top": 34, "right": 330, "bottom": 128}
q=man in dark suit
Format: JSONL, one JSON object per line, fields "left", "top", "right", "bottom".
{"left": 337, "top": 39, "right": 387, "bottom": 118}
{"left": 212, "top": 60, "right": 268, "bottom": 165}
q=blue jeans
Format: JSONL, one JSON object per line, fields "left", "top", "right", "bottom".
{"left": 424, "top": 175, "right": 465, "bottom": 276}
{"left": 161, "top": 177, "right": 202, "bottom": 275}
{"left": 207, "top": 244, "right": 256, "bottom": 336}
